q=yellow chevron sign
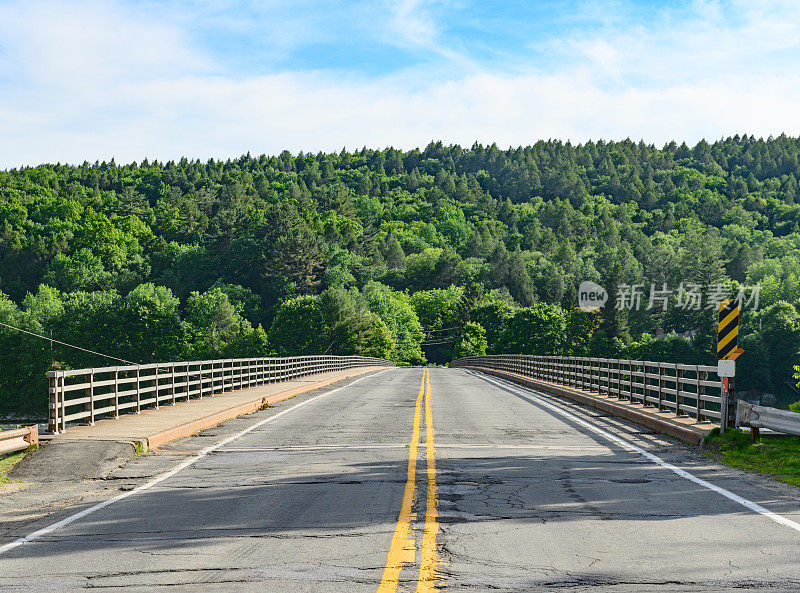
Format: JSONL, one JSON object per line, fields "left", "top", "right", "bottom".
{"left": 717, "top": 299, "right": 743, "bottom": 360}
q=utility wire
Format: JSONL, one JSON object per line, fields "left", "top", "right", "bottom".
{"left": 424, "top": 326, "right": 460, "bottom": 333}
{"left": 0, "top": 321, "right": 137, "bottom": 365}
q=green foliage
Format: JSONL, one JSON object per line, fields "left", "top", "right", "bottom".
{"left": 469, "top": 298, "right": 516, "bottom": 354}
{"left": 410, "top": 286, "right": 465, "bottom": 330}
{"left": 268, "top": 287, "right": 408, "bottom": 359}
{"left": 757, "top": 302, "right": 800, "bottom": 386}
{"left": 225, "top": 325, "right": 273, "bottom": 358}
{"left": 454, "top": 322, "right": 487, "bottom": 358}
{"left": 364, "top": 283, "right": 425, "bottom": 363}
{"left": 0, "top": 291, "right": 50, "bottom": 412}
{"left": 496, "top": 304, "right": 567, "bottom": 355}
{"left": 185, "top": 288, "right": 250, "bottom": 358}
{"left": 119, "top": 283, "right": 188, "bottom": 362}
{"left": 268, "top": 295, "right": 327, "bottom": 355}
{"left": 5, "top": 137, "right": 800, "bottom": 410}
{"left": 622, "top": 333, "right": 701, "bottom": 364}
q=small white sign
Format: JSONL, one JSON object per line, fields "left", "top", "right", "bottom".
{"left": 718, "top": 359, "right": 736, "bottom": 378}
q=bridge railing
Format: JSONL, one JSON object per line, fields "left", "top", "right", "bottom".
{"left": 47, "top": 355, "right": 393, "bottom": 434}
{"left": 451, "top": 355, "right": 723, "bottom": 423}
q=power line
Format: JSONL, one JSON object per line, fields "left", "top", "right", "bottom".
{"left": 0, "top": 321, "right": 137, "bottom": 365}
{"left": 424, "top": 326, "right": 460, "bottom": 333}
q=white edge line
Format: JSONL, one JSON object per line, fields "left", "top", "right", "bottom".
{"left": 0, "top": 369, "right": 392, "bottom": 556}
{"left": 471, "top": 371, "right": 800, "bottom": 534}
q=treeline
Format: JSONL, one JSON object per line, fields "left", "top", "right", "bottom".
{"left": 3, "top": 136, "right": 800, "bottom": 411}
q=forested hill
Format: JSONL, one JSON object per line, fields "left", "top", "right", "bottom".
{"left": 4, "top": 136, "right": 800, "bottom": 412}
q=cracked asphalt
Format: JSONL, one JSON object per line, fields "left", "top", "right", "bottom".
{"left": 2, "top": 367, "right": 800, "bottom": 592}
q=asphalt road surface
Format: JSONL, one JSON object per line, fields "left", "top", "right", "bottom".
{"left": 2, "top": 367, "right": 800, "bottom": 592}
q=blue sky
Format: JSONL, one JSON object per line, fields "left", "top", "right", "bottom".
{"left": 1, "top": 0, "right": 799, "bottom": 166}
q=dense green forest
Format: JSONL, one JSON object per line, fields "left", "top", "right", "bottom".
{"left": 4, "top": 136, "right": 800, "bottom": 412}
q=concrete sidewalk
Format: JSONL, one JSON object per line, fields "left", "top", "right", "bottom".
{"left": 469, "top": 366, "right": 716, "bottom": 445}
{"left": 44, "top": 366, "right": 391, "bottom": 451}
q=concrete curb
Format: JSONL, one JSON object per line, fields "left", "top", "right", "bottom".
{"left": 144, "top": 366, "right": 391, "bottom": 450}
{"left": 469, "top": 366, "right": 714, "bottom": 446}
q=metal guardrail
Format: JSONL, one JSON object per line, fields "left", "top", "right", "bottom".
{"left": 0, "top": 425, "right": 39, "bottom": 456}
{"left": 736, "top": 400, "right": 800, "bottom": 437}
{"left": 47, "top": 356, "right": 393, "bottom": 434}
{"left": 451, "top": 354, "right": 724, "bottom": 423}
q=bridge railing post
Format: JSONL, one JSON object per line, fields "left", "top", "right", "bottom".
{"left": 48, "top": 371, "right": 57, "bottom": 434}
{"left": 154, "top": 363, "right": 161, "bottom": 409}
{"left": 135, "top": 365, "right": 141, "bottom": 413}
{"left": 697, "top": 367, "right": 706, "bottom": 421}
{"left": 114, "top": 368, "right": 120, "bottom": 418}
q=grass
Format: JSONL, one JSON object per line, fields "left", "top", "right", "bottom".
{"left": 704, "top": 428, "right": 800, "bottom": 487}
{"left": 0, "top": 450, "right": 29, "bottom": 484}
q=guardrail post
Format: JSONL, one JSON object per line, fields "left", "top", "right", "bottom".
{"left": 21, "top": 423, "right": 38, "bottom": 447}
{"left": 676, "top": 366, "right": 683, "bottom": 416}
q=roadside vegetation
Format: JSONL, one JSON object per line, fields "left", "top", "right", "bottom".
{"left": 705, "top": 428, "right": 800, "bottom": 487}
{"left": 4, "top": 137, "right": 800, "bottom": 412}
{"left": 0, "top": 450, "right": 27, "bottom": 485}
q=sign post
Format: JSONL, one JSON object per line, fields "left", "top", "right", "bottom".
{"left": 717, "top": 299, "right": 744, "bottom": 431}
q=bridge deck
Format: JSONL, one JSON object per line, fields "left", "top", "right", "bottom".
{"left": 2, "top": 367, "right": 799, "bottom": 592}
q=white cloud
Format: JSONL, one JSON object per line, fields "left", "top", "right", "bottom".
{"left": 1, "top": 0, "right": 800, "bottom": 167}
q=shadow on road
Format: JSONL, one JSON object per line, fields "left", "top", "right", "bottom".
{"left": 3, "top": 441, "right": 791, "bottom": 561}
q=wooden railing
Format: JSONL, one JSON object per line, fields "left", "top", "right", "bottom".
{"left": 451, "top": 355, "right": 723, "bottom": 423}
{"left": 47, "top": 356, "right": 393, "bottom": 434}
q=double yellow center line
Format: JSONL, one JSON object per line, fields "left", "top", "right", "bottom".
{"left": 377, "top": 368, "right": 439, "bottom": 592}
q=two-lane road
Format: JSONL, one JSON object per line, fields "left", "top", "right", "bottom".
{"left": 2, "top": 367, "right": 800, "bottom": 592}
